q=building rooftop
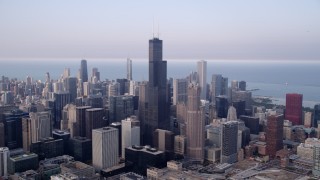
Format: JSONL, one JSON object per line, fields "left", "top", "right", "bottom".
{"left": 10, "top": 153, "right": 38, "bottom": 162}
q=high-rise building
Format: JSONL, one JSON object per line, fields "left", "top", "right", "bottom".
{"left": 3, "top": 109, "right": 29, "bottom": 149}
{"left": 22, "top": 111, "right": 52, "bottom": 152}
{"left": 221, "top": 121, "right": 238, "bottom": 164}
{"left": 121, "top": 116, "right": 140, "bottom": 158}
{"left": 304, "top": 111, "right": 312, "bottom": 128}
{"left": 80, "top": 59, "right": 88, "bottom": 82}
{"left": 239, "top": 81, "right": 246, "bottom": 91}
{"left": 174, "top": 135, "right": 186, "bottom": 155}
{"left": 197, "top": 60, "right": 207, "bottom": 100}
{"left": 91, "top": 67, "right": 100, "bottom": 82}
{"left": 92, "top": 127, "right": 119, "bottom": 170}
{"left": 0, "top": 147, "right": 9, "bottom": 178}
{"left": 313, "top": 144, "right": 320, "bottom": 177}
{"left": 153, "top": 129, "right": 174, "bottom": 153}
{"left": 239, "top": 115, "right": 259, "bottom": 135}
{"left": 314, "top": 104, "right": 320, "bottom": 128}
{"left": 69, "top": 136, "right": 92, "bottom": 163}
{"left": 110, "top": 122, "right": 122, "bottom": 157}
{"left": 141, "top": 38, "right": 169, "bottom": 146}
{"left": 65, "top": 77, "right": 77, "bottom": 103}
{"left": 227, "top": 106, "right": 237, "bottom": 121}
{"left": 8, "top": 153, "right": 38, "bottom": 174}
{"left": 85, "top": 108, "right": 105, "bottom": 139}
{"left": 231, "top": 80, "right": 238, "bottom": 90}
{"left": 211, "top": 75, "right": 228, "bottom": 103}
{"left": 216, "top": 96, "right": 229, "bottom": 118}
{"left": 109, "top": 95, "right": 134, "bottom": 123}
{"left": 127, "top": 58, "right": 132, "bottom": 81}
{"left": 186, "top": 83, "right": 204, "bottom": 161}
{"left": 76, "top": 106, "right": 92, "bottom": 137}
{"left": 54, "top": 92, "right": 71, "bottom": 129}
{"left": 0, "top": 123, "right": 5, "bottom": 147}
{"left": 266, "top": 114, "right": 284, "bottom": 158}
{"left": 285, "top": 93, "right": 303, "bottom": 125}
{"left": 172, "top": 78, "right": 188, "bottom": 105}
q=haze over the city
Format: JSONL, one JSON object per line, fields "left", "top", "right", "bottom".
{"left": 0, "top": 0, "right": 319, "bottom": 61}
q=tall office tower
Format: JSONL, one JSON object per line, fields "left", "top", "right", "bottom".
{"left": 174, "top": 135, "right": 186, "bottom": 155}
{"left": 76, "top": 106, "right": 91, "bottom": 137}
{"left": 210, "top": 74, "right": 222, "bottom": 102}
{"left": 221, "top": 77, "right": 228, "bottom": 96}
{"left": 216, "top": 96, "right": 229, "bottom": 118}
{"left": 54, "top": 92, "right": 71, "bottom": 128}
{"left": 239, "top": 81, "right": 246, "bottom": 91}
{"left": 0, "top": 123, "right": 4, "bottom": 147}
{"left": 232, "top": 100, "right": 246, "bottom": 117}
{"left": 0, "top": 147, "right": 9, "bottom": 178}
{"left": 221, "top": 121, "right": 238, "bottom": 164}
{"left": 83, "top": 82, "right": 92, "bottom": 96}
{"left": 85, "top": 108, "right": 105, "bottom": 139}
{"left": 63, "top": 68, "right": 70, "bottom": 79}
{"left": 80, "top": 59, "right": 88, "bottom": 82}
{"left": 231, "top": 80, "right": 238, "bottom": 90}
{"left": 197, "top": 60, "right": 207, "bottom": 100}
{"left": 127, "top": 58, "right": 132, "bottom": 81}
{"left": 116, "top": 79, "right": 129, "bottom": 95}
{"left": 239, "top": 115, "right": 259, "bottom": 135}
{"left": 154, "top": 129, "right": 174, "bottom": 153}
{"left": 3, "top": 110, "right": 29, "bottom": 149}
{"left": 22, "top": 112, "right": 52, "bottom": 152}
{"left": 109, "top": 95, "right": 134, "bottom": 123}
{"left": 108, "top": 82, "right": 120, "bottom": 97}
{"left": 65, "top": 77, "right": 77, "bottom": 103}
{"left": 8, "top": 153, "right": 39, "bottom": 174}
{"left": 285, "top": 93, "right": 303, "bottom": 125}
{"left": 227, "top": 106, "right": 237, "bottom": 121}
{"left": 121, "top": 116, "right": 140, "bottom": 158}
{"left": 304, "top": 111, "right": 312, "bottom": 128}
{"left": 141, "top": 37, "right": 169, "bottom": 146}
{"left": 313, "top": 144, "right": 320, "bottom": 176}
{"left": 314, "top": 104, "right": 320, "bottom": 128}
{"left": 231, "top": 90, "right": 252, "bottom": 110}
{"left": 92, "top": 127, "right": 119, "bottom": 170}
{"left": 266, "top": 114, "right": 284, "bottom": 158}
{"left": 69, "top": 137, "right": 92, "bottom": 163}
{"left": 138, "top": 82, "right": 148, "bottom": 138}
{"left": 172, "top": 78, "right": 188, "bottom": 105}
{"left": 186, "top": 83, "right": 205, "bottom": 161}
{"left": 91, "top": 67, "right": 100, "bottom": 82}
{"left": 110, "top": 122, "right": 122, "bottom": 157}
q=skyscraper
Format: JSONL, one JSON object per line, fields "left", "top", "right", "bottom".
{"left": 85, "top": 108, "right": 105, "bottom": 139}
{"left": 227, "top": 106, "right": 237, "bottom": 121}
{"left": 80, "top": 59, "right": 88, "bottom": 83}
{"left": 172, "top": 78, "right": 188, "bottom": 105}
{"left": 0, "top": 147, "right": 9, "bottom": 178}
{"left": 313, "top": 104, "right": 320, "bottom": 128}
{"left": 186, "top": 83, "right": 204, "bottom": 161}
{"left": 22, "top": 111, "right": 52, "bottom": 152}
{"left": 221, "top": 121, "right": 238, "bottom": 164}
{"left": 285, "top": 93, "right": 303, "bottom": 125}
{"left": 141, "top": 38, "right": 169, "bottom": 146}
{"left": 54, "top": 92, "right": 71, "bottom": 128}
{"left": 197, "top": 60, "right": 207, "bottom": 100}
{"left": 127, "top": 58, "right": 132, "bottom": 81}
{"left": 92, "top": 127, "right": 119, "bottom": 170}
{"left": 121, "top": 116, "right": 140, "bottom": 158}
{"left": 266, "top": 114, "right": 284, "bottom": 158}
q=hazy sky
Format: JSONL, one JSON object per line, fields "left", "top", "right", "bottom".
{"left": 0, "top": 0, "right": 319, "bottom": 60}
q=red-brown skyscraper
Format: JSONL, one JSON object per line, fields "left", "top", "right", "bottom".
{"left": 266, "top": 114, "right": 284, "bottom": 158}
{"left": 285, "top": 93, "right": 303, "bottom": 125}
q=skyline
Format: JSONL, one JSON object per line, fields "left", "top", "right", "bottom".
{"left": 1, "top": 0, "right": 320, "bottom": 60}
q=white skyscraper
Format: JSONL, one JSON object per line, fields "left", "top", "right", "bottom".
{"left": 0, "top": 147, "right": 9, "bottom": 178}
{"left": 227, "top": 106, "right": 237, "bottom": 121}
{"left": 121, "top": 116, "right": 140, "bottom": 158}
{"left": 127, "top": 58, "right": 132, "bottom": 81}
{"left": 92, "top": 127, "right": 119, "bottom": 170}
{"left": 197, "top": 60, "right": 207, "bottom": 100}
{"left": 30, "top": 111, "right": 52, "bottom": 142}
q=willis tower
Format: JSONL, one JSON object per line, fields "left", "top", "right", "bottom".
{"left": 141, "top": 37, "right": 169, "bottom": 146}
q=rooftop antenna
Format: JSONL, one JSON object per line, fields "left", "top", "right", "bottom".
{"left": 153, "top": 17, "right": 155, "bottom": 38}
{"left": 157, "top": 21, "right": 160, "bottom": 38}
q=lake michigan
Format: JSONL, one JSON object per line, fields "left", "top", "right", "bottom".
{"left": 1, "top": 59, "right": 319, "bottom": 107}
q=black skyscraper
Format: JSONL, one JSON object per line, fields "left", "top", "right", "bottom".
{"left": 141, "top": 38, "right": 169, "bottom": 146}
{"left": 80, "top": 59, "right": 88, "bottom": 82}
